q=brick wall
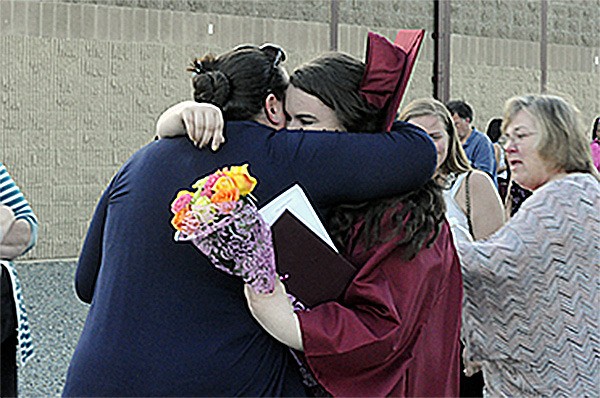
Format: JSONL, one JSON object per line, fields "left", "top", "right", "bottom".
{"left": 1, "top": 0, "right": 598, "bottom": 260}
{"left": 47, "top": 0, "right": 600, "bottom": 47}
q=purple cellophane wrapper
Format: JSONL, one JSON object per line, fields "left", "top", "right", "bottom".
{"left": 175, "top": 200, "right": 276, "bottom": 294}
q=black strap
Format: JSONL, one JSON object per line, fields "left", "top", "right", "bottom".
{"left": 465, "top": 171, "right": 474, "bottom": 237}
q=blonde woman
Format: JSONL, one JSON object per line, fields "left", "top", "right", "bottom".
{"left": 453, "top": 95, "right": 599, "bottom": 396}
{"left": 398, "top": 99, "right": 505, "bottom": 241}
{"left": 397, "top": 98, "right": 505, "bottom": 396}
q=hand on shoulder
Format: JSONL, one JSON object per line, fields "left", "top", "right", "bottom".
{"left": 155, "top": 101, "right": 225, "bottom": 152}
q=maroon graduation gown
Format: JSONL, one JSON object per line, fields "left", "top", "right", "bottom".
{"left": 297, "top": 217, "right": 462, "bottom": 397}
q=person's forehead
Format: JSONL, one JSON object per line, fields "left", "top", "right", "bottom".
{"left": 507, "top": 110, "right": 535, "bottom": 128}
{"left": 410, "top": 115, "right": 445, "bottom": 131}
{"left": 285, "top": 86, "right": 329, "bottom": 112}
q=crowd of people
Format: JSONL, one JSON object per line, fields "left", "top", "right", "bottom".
{"left": 2, "top": 30, "right": 599, "bottom": 398}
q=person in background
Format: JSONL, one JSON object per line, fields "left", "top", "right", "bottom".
{"left": 63, "top": 42, "right": 436, "bottom": 397}
{"left": 590, "top": 115, "right": 600, "bottom": 171}
{"left": 400, "top": 99, "right": 504, "bottom": 241}
{"left": 243, "top": 39, "right": 462, "bottom": 397}
{"left": 486, "top": 117, "right": 533, "bottom": 216}
{"left": 446, "top": 100, "right": 498, "bottom": 188}
{"left": 1, "top": 161, "right": 38, "bottom": 398}
{"left": 486, "top": 118, "right": 508, "bottom": 198}
{"left": 453, "top": 94, "right": 599, "bottom": 397}
{"left": 398, "top": 98, "right": 504, "bottom": 397}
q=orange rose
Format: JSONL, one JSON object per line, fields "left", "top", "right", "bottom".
{"left": 211, "top": 187, "right": 240, "bottom": 203}
{"left": 171, "top": 208, "right": 189, "bottom": 231}
{"left": 211, "top": 176, "right": 240, "bottom": 203}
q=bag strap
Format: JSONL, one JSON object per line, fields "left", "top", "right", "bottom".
{"left": 465, "top": 171, "right": 474, "bottom": 237}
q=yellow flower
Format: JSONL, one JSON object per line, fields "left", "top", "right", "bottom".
{"left": 223, "top": 164, "right": 257, "bottom": 196}
{"left": 211, "top": 176, "right": 240, "bottom": 203}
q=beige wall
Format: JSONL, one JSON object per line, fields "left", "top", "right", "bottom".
{"left": 450, "top": 34, "right": 599, "bottom": 131}
{"left": 1, "top": 0, "right": 598, "bottom": 260}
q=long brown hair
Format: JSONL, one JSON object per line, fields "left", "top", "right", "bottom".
{"left": 328, "top": 180, "right": 446, "bottom": 260}
{"left": 292, "top": 54, "right": 446, "bottom": 260}
{"left": 290, "top": 53, "right": 384, "bottom": 133}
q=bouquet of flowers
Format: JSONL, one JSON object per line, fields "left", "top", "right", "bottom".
{"left": 170, "top": 164, "right": 276, "bottom": 293}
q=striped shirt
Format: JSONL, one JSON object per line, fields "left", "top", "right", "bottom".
{"left": 0, "top": 162, "right": 38, "bottom": 251}
{"left": 1, "top": 161, "right": 38, "bottom": 365}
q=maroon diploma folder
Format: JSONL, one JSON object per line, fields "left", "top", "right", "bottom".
{"left": 271, "top": 210, "right": 357, "bottom": 308}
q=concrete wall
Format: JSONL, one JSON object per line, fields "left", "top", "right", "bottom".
{"left": 1, "top": 0, "right": 599, "bottom": 262}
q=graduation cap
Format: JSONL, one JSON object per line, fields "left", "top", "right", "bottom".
{"left": 358, "top": 30, "right": 425, "bottom": 132}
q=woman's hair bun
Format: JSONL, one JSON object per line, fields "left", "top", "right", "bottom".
{"left": 188, "top": 55, "right": 231, "bottom": 107}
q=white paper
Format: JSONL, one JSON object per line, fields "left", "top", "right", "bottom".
{"left": 259, "top": 184, "right": 338, "bottom": 252}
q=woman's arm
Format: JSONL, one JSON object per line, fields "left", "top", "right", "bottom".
{"left": 244, "top": 280, "right": 303, "bottom": 351}
{"left": 0, "top": 206, "right": 31, "bottom": 260}
{"left": 155, "top": 101, "right": 224, "bottom": 151}
{"left": 0, "top": 163, "right": 38, "bottom": 259}
{"left": 74, "top": 182, "right": 113, "bottom": 303}
{"left": 461, "top": 170, "right": 505, "bottom": 240}
{"left": 156, "top": 103, "right": 437, "bottom": 205}
{"left": 274, "top": 122, "right": 437, "bottom": 206}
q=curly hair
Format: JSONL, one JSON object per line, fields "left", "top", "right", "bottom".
{"left": 328, "top": 180, "right": 445, "bottom": 260}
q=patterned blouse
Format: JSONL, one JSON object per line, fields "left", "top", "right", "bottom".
{"left": 455, "top": 173, "right": 599, "bottom": 397}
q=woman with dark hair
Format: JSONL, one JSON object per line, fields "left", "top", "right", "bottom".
{"left": 244, "top": 35, "right": 463, "bottom": 397}
{"left": 486, "top": 118, "right": 508, "bottom": 187}
{"left": 286, "top": 52, "right": 385, "bottom": 133}
{"left": 65, "top": 42, "right": 437, "bottom": 397}
{"left": 156, "top": 43, "right": 289, "bottom": 147}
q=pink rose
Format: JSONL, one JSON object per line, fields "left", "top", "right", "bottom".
{"left": 200, "top": 173, "right": 223, "bottom": 198}
{"left": 171, "top": 193, "right": 192, "bottom": 213}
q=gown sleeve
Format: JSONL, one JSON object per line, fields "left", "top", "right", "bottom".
{"left": 297, "top": 230, "right": 454, "bottom": 397}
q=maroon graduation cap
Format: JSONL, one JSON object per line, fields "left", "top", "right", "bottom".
{"left": 359, "top": 30, "right": 425, "bottom": 132}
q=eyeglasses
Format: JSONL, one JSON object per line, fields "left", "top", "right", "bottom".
{"left": 502, "top": 128, "right": 537, "bottom": 147}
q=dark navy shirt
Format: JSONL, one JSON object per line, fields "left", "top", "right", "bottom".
{"left": 63, "top": 121, "right": 435, "bottom": 397}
